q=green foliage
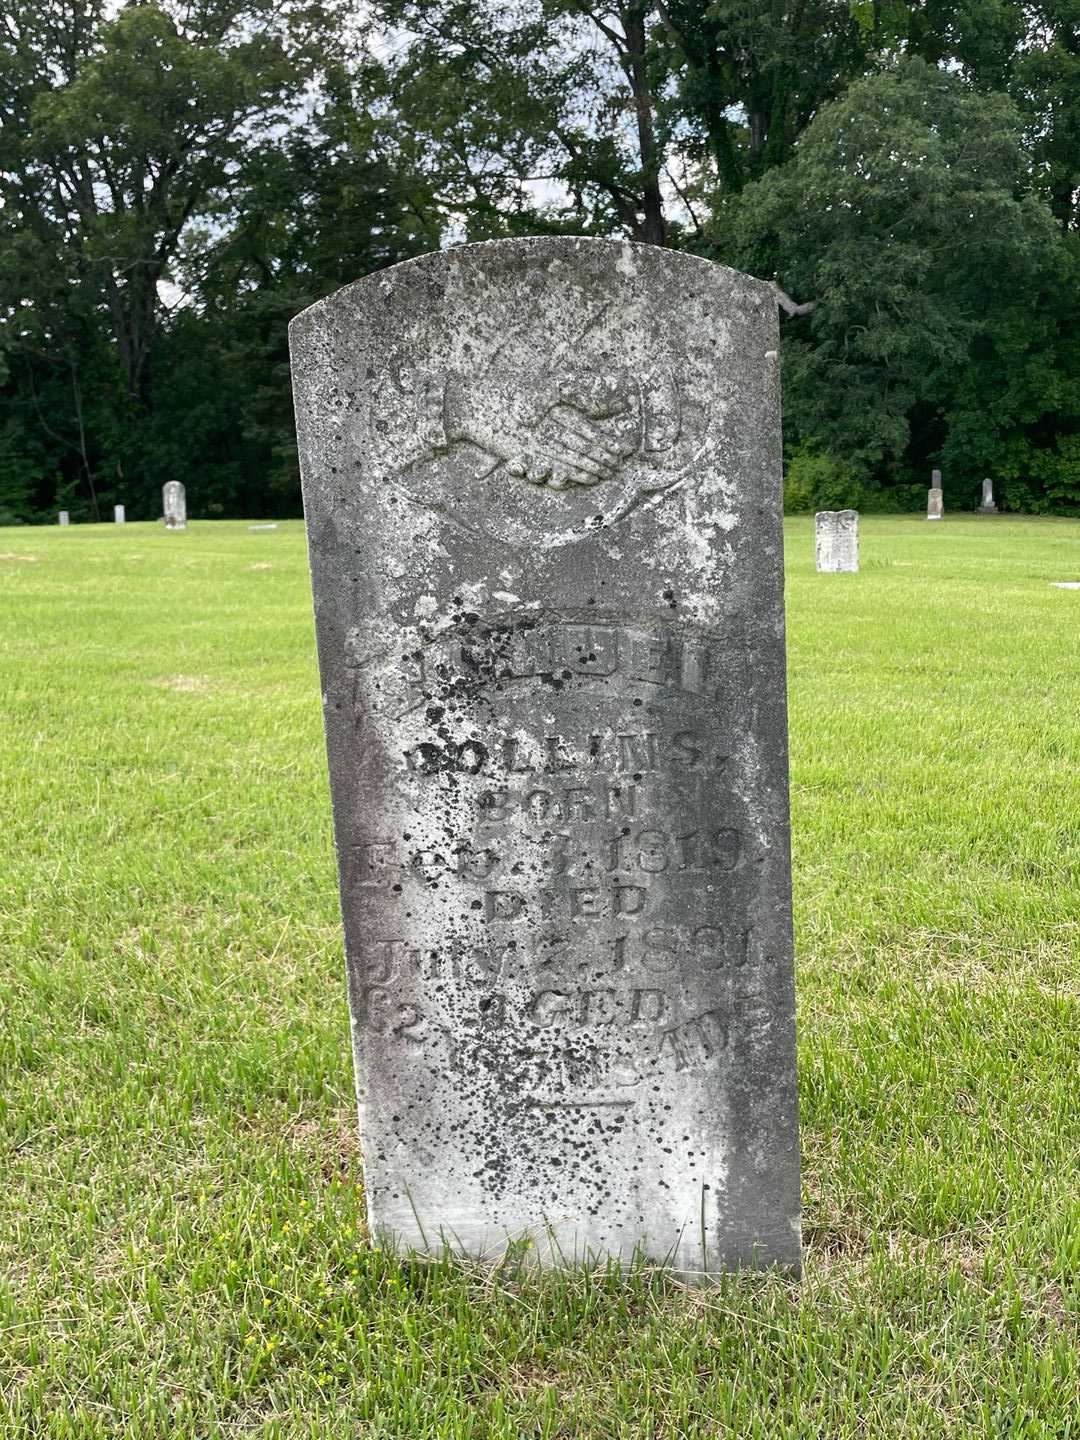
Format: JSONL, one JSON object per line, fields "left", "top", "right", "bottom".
{"left": 731, "top": 59, "right": 1072, "bottom": 504}
{"left": 0, "top": 421, "right": 41, "bottom": 525}
{"left": 783, "top": 443, "right": 861, "bottom": 513}
{"left": 6, "top": 3, "right": 1080, "bottom": 515}
{"left": 994, "top": 433, "right": 1080, "bottom": 515}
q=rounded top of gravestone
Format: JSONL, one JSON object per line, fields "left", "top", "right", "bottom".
{"left": 290, "top": 237, "right": 779, "bottom": 550}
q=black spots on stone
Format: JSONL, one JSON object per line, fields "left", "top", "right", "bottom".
{"left": 448, "top": 597, "right": 482, "bottom": 630}
{"left": 412, "top": 738, "right": 489, "bottom": 776}
{"left": 425, "top": 706, "right": 445, "bottom": 723}
{"left": 662, "top": 589, "right": 676, "bottom": 609}
{"left": 587, "top": 514, "right": 606, "bottom": 529}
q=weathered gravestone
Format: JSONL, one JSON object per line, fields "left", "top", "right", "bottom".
{"left": 163, "top": 481, "right": 187, "bottom": 530}
{"left": 291, "top": 237, "right": 801, "bottom": 1275}
{"left": 927, "top": 470, "right": 944, "bottom": 521}
{"left": 58, "top": 512, "right": 70, "bottom": 526}
{"left": 114, "top": 504, "right": 126, "bottom": 524}
{"left": 978, "top": 479, "right": 997, "bottom": 515}
{"left": 815, "top": 510, "right": 859, "bottom": 572}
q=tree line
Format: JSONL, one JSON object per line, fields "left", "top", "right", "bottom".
{"left": 4, "top": 0, "right": 1080, "bottom": 523}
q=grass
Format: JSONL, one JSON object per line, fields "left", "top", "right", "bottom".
{"left": 1, "top": 513, "right": 1078, "bottom": 1437}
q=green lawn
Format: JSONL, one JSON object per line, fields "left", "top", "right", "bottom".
{"left": 1, "top": 515, "right": 1079, "bottom": 1437}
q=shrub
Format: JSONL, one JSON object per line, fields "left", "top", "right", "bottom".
{"left": 783, "top": 443, "right": 862, "bottom": 513}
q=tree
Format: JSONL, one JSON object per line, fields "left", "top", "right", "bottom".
{"left": 21, "top": 1, "right": 303, "bottom": 408}
{"left": 376, "top": 0, "right": 883, "bottom": 248}
{"left": 730, "top": 59, "right": 1071, "bottom": 499}
{"left": 0, "top": 0, "right": 333, "bottom": 515}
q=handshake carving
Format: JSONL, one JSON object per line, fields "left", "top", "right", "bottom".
{"left": 443, "top": 367, "right": 679, "bottom": 490}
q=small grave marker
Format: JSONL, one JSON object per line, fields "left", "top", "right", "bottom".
{"left": 927, "top": 470, "right": 943, "bottom": 521}
{"left": 815, "top": 510, "right": 859, "bottom": 572}
{"left": 163, "top": 482, "right": 187, "bottom": 530}
{"left": 978, "top": 479, "right": 998, "bottom": 515}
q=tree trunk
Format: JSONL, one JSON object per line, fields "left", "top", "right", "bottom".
{"left": 621, "top": 3, "right": 667, "bottom": 246}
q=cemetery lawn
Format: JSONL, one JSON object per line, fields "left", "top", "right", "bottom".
{"left": 2, "top": 514, "right": 1079, "bottom": 1439}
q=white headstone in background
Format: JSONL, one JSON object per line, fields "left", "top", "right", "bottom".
{"left": 114, "top": 504, "right": 126, "bottom": 524}
{"left": 58, "top": 512, "right": 70, "bottom": 526}
{"left": 815, "top": 510, "right": 859, "bottom": 572}
{"left": 978, "top": 478, "right": 997, "bottom": 515}
{"left": 163, "top": 482, "right": 187, "bottom": 530}
{"left": 927, "top": 470, "right": 943, "bottom": 521}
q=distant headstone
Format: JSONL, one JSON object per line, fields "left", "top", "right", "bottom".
{"left": 248, "top": 523, "right": 278, "bottom": 531}
{"left": 1051, "top": 582, "right": 1080, "bottom": 590}
{"left": 58, "top": 512, "right": 70, "bottom": 527}
{"left": 114, "top": 504, "right": 126, "bottom": 524}
{"left": 163, "top": 482, "right": 187, "bottom": 530}
{"left": 978, "top": 478, "right": 997, "bottom": 515}
{"left": 815, "top": 510, "right": 859, "bottom": 572}
{"left": 927, "top": 470, "right": 943, "bottom": 521}
{"left": 291, "top": 238, "right": 801, "bottom": 1275}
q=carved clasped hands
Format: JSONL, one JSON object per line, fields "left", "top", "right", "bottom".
{"left": 446, "top": 369, "right": 645, "bottom": 489}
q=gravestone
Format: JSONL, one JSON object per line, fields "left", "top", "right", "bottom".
{"left": 114, "top": 504, "right": 126, "bottom": 524}
{"left": 927, "top": 469, "right": 943, "bottom": 521}
{"left": 978, "top": 478, "right": 997, "bottom": 515}
{"left": 815, "top": 510, "right": 858, "bottom": 572}
{"left": 163, "top": 481, "right": 187, "bottom": 530}
{"left": 290, "top": 237, "right": 801, "bottom": 1275}
{"left": 58, "top": 512, "right": 69, "bottom": 526}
